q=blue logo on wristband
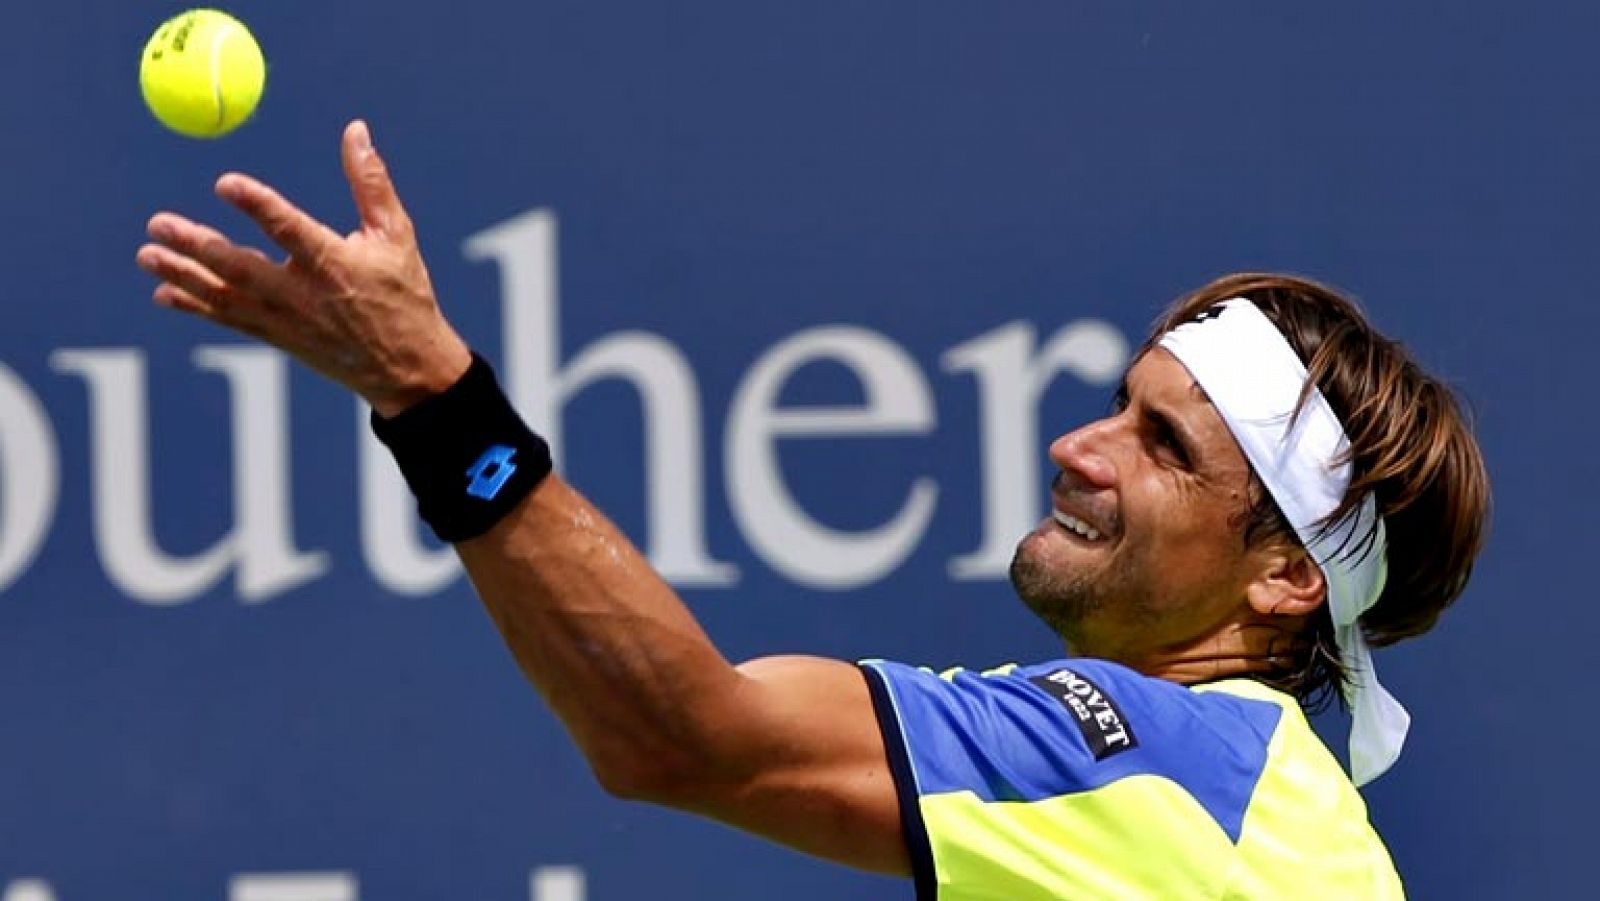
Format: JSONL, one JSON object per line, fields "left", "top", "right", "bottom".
{"left": 466, "top": 445, "right": 518, "bottom": 500}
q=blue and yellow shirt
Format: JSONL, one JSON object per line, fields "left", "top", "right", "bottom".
{"left": 859, "top": 658, "right": 1403, "bottom": 900}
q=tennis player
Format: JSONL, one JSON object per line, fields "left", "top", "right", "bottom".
{"left": 136, "top": 121, "right": 1488, "bottom": 899}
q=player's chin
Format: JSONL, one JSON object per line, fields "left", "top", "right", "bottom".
{"left": 1009, "top": 548, "right": 1096, "bottom": 638}
{"left": 1013, "top": 519, "right": 1119, "bottom": 599}
{"left": 1013, "top": 526, "right": 1085, "bottom": 586}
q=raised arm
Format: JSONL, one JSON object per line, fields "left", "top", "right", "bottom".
{"left": 134, "top": 120, "right": 908, "bottom": 874}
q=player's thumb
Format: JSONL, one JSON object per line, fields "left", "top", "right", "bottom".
{"left": 341, "top": 120, "right": 410, "bottom": 238}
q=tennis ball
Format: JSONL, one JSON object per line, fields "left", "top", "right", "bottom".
{"left": 140, "top": 9, "right": 265, "bottom": 138}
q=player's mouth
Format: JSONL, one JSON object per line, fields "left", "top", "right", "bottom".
{"left": 1052, "top": 509, "right": 1108, "bottom": 543}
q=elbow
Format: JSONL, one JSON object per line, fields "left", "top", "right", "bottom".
{"left": 590, "top": 757, "right": 665, "bottom": 801}
{"left": 589, "top": 746, "right": 711, "bottom": 806}
{"left": 581, "top": 677, "right": 756, "bottom": 806}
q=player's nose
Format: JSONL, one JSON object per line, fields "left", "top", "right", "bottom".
{"left": 1047, "top": 418, "right": 1119, "bottom": 491}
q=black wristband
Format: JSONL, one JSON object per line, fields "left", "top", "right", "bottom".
{"left": 369, "top": 352, "right": 553, "bottom": 543}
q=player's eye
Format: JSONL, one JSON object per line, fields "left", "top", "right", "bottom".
{"left": 1150, "top": 416, "right": 1191, "bottom": 469}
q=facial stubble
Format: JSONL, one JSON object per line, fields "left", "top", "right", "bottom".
{"left": 1008, "top": 528, "right": 1107, "bottom": 646}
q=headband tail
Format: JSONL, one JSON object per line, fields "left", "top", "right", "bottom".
{"left": 1342, "top": 627, "right": 1411, "bottom": 786}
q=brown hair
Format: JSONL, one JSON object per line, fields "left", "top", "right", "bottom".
{"left": 1144, "top": 273, "right": 1491, "bottom": 708}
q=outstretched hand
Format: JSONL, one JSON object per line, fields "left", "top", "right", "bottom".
{"left": 136, "top": 119, "right": 472, "bottom": 416}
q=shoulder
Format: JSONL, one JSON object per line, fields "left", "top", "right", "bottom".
{"left": 862, "top": 656, "right": 1285, "bottom": 757}
{"left": 861, "top": 657, "right": 1287, "bottom": 840}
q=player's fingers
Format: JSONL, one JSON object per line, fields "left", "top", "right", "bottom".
{"left": 135, "top": 243, "right": 275, "bottom": 332}
{"left": 135, "top": 243, "right": 233, "bottom": 307}
{"left": 155, "top": 283, "right": 273, "bottom": 343}
{"left": 215, "top": 172, "right": 343, "bottom": 268}
{"left": 152, "top": 282, "right": 220, "bottom": 319}
{"left": 340, "top": 120, "right": 413, "bottom": 239}
{"left": 145, "top": 213, "right": 280, "bottom": 296}
{"left": 146, "top": 211, "right": 232, "bottom": 254}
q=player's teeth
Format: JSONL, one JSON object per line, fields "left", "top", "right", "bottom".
{"left": 1053, "top": 511, "right": 1103, "bottom": 542}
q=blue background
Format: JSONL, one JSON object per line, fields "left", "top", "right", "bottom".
{"left": 2, "top": 2, "right": 1594, "bottom": 897}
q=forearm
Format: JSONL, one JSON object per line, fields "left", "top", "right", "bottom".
{"left": 455, "top": 473, "right": 745, "bottom": 791}
{"left": 452, "top": 476, "right": 909, "bottom": 872}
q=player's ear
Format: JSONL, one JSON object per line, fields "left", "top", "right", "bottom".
{"left": 1245, "top": 544, "right": 1325, "bottom": 619}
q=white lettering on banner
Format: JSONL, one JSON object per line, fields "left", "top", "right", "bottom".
{"left": 942, "top": 320, "right": 1129, "bottom": 579}
{"left": 0, "top": 364, "right": 59, "bottom": 594}
{"left": 727, "top": 327, "right": 937, "bottom": 588}
{"left": 531, "top": 866, "right": 586, "bottom": 901}
{"left": 50, "top": 347, "right": 328, "bottom": 605}
{"left": 4, "top": 868, "right": 585, "bottom": 900}
{"left": 195, "top": 347, "right": 332, "bottom": 602}
{"left": 230, "top": 873, "right": 357, "bottom": 901}
{"left": 2, "top": 207, "right": 1128, "bottom": 603}
{"left": 465, "top": 210, "right": 738, "bottom": 587}
{"left": 1, "top": 880, "right": 56, "bottom": 901}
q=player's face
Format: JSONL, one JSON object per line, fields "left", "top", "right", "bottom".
{"left": 1010, "top": 348, "right": 1265, "bottom": 660}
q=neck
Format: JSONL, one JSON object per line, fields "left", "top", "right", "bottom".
{"left": 1074, "top": 617, "right": 1309, "bottom": 687}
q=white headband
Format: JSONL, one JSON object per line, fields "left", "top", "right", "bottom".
{"left": 1159, "top": 298, "right": 1408, "bottom": 786}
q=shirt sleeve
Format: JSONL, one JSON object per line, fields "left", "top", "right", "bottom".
{"left": 858, "top": 658, "right": 1284, "bottom": 900}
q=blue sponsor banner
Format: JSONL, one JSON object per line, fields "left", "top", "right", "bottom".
{"left": 0, "top": 1, "right": 1595, "bottom": 898}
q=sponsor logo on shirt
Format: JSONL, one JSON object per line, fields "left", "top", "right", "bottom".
{"left": 1029, "top": 667, "right": 1138, "bottom": 760}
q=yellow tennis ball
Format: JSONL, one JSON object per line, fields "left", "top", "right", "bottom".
{"left": 140, "top": 9, "right": 265, "bottom": 138}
